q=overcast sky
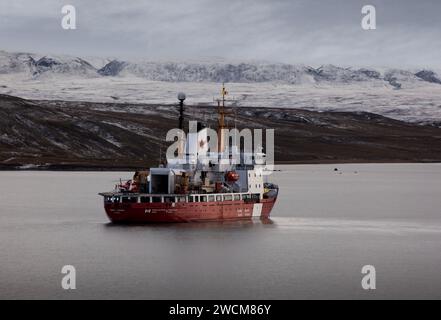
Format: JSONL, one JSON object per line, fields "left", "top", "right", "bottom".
{"left": 0, "top": 0, "right": 440, "bottom": 68}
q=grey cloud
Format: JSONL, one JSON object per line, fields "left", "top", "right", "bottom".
{"left": 0, "top": 0, "right": 440, "bottom": 68}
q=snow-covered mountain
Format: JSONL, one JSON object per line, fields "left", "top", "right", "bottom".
{"left": 1, "top": 50, "right": 441, "bottom": 124}
{"left": 2, "top": 50, "right": 440, "bottom": 87}
{"left": 0, "top": 51, "right": 99, "bottom": 78}
{"left": 0, "top": 51, "right": 35, "bottom": 74}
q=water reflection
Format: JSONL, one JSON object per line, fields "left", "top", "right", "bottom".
{"left": 104, "top": 218, "right": 275, "bottom": 228}
{"left": 103, "top": 217, "right": 275, "bottom": 230}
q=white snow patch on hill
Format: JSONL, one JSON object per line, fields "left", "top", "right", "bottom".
{"left": 1, "top": 50, "right": 441, "bottom": 124}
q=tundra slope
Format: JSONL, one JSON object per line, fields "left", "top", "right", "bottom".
{"left": 1, "top": 94, "right": 441, "bottom": 170}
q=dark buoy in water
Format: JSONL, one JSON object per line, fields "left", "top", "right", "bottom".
{"left": 334, "top": 168, "right": 339, "bottom": 172}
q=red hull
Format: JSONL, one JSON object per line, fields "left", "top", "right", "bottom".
{"left": 104, "top": 198, "right": 277, "bottom": 223}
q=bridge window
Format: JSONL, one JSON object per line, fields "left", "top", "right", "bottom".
{"left": 122, "top": 197, "right": 138, "bottom": 203}
{"left": 223, "top": 195, "right": 233, "bottom": 201}
{"left": 113, "top": 196, "right": 121, "bottom": 203}
{"left": 177, "top": 196, "right": 186, "bottom": 203}
{"left": 208, "top": 195, "right": 215, "bottom": 202}
{"left": 152, "top": 197, "right": 162, "bottom": 203}
{"left": 188, "top": 196, "right": 194, "bottom": 203}
{"left": 140, "top": 197, "right": 151, "bottom": 203}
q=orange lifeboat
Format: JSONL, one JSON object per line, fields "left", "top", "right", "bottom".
{"left": 225, "top": 171, "right": 239, "bottom": 182}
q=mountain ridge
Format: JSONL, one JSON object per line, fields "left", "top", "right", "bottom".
{"left": 1, "top": 50, "right": 440, "bottom": 88}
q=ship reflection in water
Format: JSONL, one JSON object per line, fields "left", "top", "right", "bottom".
{"left": 104, "top": 217, "right": 275, "bottom": 229}
{"left": 1, "top": 164, "right": 441, "bottom": 299}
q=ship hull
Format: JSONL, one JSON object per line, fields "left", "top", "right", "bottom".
{"left": 104, "top": 198, "right": 277, "bottom": 224}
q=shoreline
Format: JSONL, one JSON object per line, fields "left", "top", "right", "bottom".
{"left": 1, "top": 160, "right": 440, "bottom": 172}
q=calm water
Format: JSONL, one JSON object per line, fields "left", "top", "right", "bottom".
{"left": 1, "top": 164, "right": 441, "bottom": 299}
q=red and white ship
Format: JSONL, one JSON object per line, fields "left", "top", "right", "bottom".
{"left": 99, "top": 86, "right": 278, "bottom": 223}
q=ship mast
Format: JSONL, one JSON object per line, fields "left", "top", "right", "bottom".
{"left": 216, "top": 83, "right": 233, "bottom": 153}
